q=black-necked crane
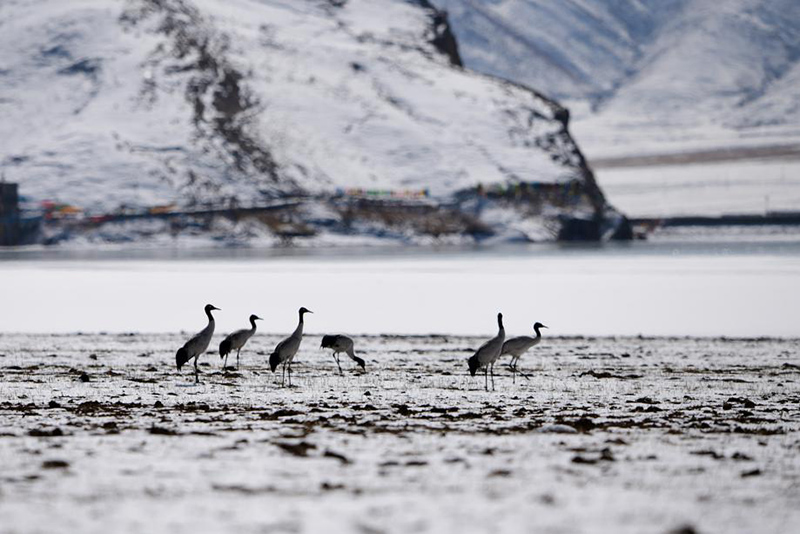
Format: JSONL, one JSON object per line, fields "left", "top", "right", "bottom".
{"left": 219, "top": 314, "right": 262, "bottom": 370}
{"left": 501, "top": 322, "right": 547, "bottom": 383}
{"left": 269, "top": 307, "right": 312, "bottom": 387}
{"left": 467, "top": 312, "right": 505, "bottom": 391}
{"left": 176, "top": 304, "right": 220, "bottom": 383}
{"left": 321, "top": 334, "right": 365, "bottom": 374}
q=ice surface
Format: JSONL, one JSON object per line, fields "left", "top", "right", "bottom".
{"left": 1, "top": 245, "right": 798, "bottom": 337}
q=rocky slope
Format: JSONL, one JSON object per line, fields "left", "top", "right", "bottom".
{"left": 0, "top": 0, "right": 625, "bottom": 244}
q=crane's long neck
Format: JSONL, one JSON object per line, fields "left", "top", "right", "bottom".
{"left": 533, "top": 324, "right": 542, "bottom": 339}
{"left": 293, "top": 311, "right": 305, "bottom": 337}
{"left": 497, "top": 316, "right": 504, "bottom": 337}
{"left": 249, "top": 316, "right": 258, "bottom": 333}
{"left": 202, "top": 309, "right": 216, "bottom": 337}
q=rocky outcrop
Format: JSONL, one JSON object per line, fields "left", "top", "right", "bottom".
{"left": 120, "top": 0, "right": 290, "bottom": 205}
{"left": 414, "top": 0, "right": 463, "bottom": 67}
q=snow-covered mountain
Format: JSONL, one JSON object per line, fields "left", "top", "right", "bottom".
{"left": 0, "top": 0, "right": 612, "bottom": 239}
{"left": 431, "top": 0, "right": 800, "bottom": 157}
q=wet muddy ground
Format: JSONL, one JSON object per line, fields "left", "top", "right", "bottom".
{"left": 0, "top": 334, "right": 798, "bottom": 534}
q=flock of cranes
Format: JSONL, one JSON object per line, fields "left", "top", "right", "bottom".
{"left": 176, "top": 304, "right": 546, "bottom": 390}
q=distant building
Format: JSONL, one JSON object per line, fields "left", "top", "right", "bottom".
{"left": 0, "top": 182, "right": 21, "bottom": 246}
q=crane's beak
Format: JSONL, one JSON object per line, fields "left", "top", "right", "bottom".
{"left": 255, "top": 316, "right": 263, "bottom": 321}
{"left": 542, "top": 325, "right": 549, "bottom": 329}
{"left": 212, "top": 306, "right": 221, "bottom": 311}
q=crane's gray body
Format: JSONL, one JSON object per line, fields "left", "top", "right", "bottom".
{"left": 219, "top": 314, "right": 261, "bottom": 369}
{"left": 273, "top": 323, "right": 303, "bottom": 365}
{"left": 176, "top": 304, "right": 219, "bottom": 383}
{"left": 467, "top": 313, "right": 505, "bottom": 391}
{"left": 222, "top": 327, "right": 256, "bottom": 353}
{"left": 501, "top": 322, "right": 547, "bottom": 383}
{"left": 321, "top": 334, "right": 366, "bottom": 373}
{"left": 502, "top": 335, "right": 541, "bottom": 358}
{"left": 474, "top": 332, "right": 505, "bottom": 368}
{"left": 270, "top": 307, "right": 312, "bottom": 386}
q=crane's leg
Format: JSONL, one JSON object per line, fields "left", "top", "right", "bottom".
{"left": 336, "top": 354, "right": 343, "bottom": 375}
{"left": 288, "top": 362, "right": 292, "bottom": 387}
{"left": 484, "top": 366, "right": 488, "bottom": 392}
{"left": 194, "top": 358, "right": 199, "bottom": 384}
{"left": 223, "top": 353, "right": 228, "bottom": 370}
{"left": 520, "top": 365, "right": 530, "bottom": 380}
{"left": 515, "top": 362, "right": 531, "bottom": 381}
{"left": 491, "top": 362, "right": 496, "bottom": 391}
{"left": 236, "top": 349, "right": 241, "bottom": 370}
{"left": 281, "top": 362, "right": 286, "bottom": 387}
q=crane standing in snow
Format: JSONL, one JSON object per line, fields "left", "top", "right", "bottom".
{"left": 502, "top": 322, "right": 547, "bottom": 383}
{"left": 176, "top": 304, "right": 220, "bottom": 383}
{"left": 219, "top": 314, "right": 262, "bottom": 370}
{"left": 321, "top": 334, "right": 366, "bottom": 374}
{"left": 269, "top": 307, "right": 312, "bottom": 387}
{"left": 467, "top": 312, "right": 505, "bottom": 391}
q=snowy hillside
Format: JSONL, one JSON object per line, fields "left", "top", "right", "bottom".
{"left": 431, "top": 0, "right": 800, "bottom": 157}
{"left": 0, "top": 0, "right": 607, "bottom": 232}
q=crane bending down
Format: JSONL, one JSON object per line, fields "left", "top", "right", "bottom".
{"left": 467, "top": 312, "right": 505, "bottom": 391}
{"left": 321, "top": 334, "right": 365, "bottom": 374}
{"left": 501, "top": 322, "right": 547, "bottom": 383}
{"left": 269, "top": 307, "right": 312, "bottom": 386}
{"left": 176, "top": 304, "right": 220, "bottom": 383}
{"left": 219, "top": 314, "right": 262, "bottom": 370}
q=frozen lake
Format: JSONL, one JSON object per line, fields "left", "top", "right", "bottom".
{"left": 1, "top": 240, "right": 798, "bottom": 338}
{"left": 595, "top": 159, "right": 800, "bottom": 218}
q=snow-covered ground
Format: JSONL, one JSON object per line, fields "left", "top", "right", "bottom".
{"left": 432, "top": 0, "right": 800, "bottom": 158}
{"left": 0, "top": 333, "right": 798, "bottom": 534}
{"left": 1, "top": 244, "right": 798, "bottom": 337}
